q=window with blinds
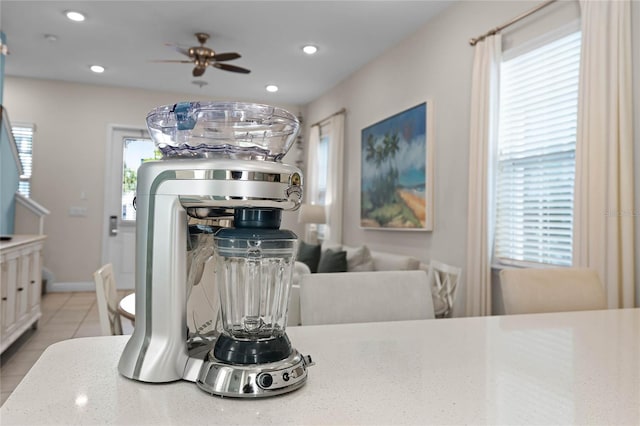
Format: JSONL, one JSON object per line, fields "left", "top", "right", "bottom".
{"left": 12, "top": 124, "right": 35, "bottom": 197}
{"left": 315, "top": 129, "right": 330, "bottom": 240}
{"left": 494, "top": 30, "right": 581, "bottom": 266}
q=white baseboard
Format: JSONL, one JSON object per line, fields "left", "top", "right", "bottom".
{"left": 47, "top": 281, "right": 95, "bottom": 292}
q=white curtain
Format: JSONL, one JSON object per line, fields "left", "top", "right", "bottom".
{"left": 573, "top": 0, "right": 635, "bottom": 308}
{"left": 324, "top": 113, "right": 345, "bottom": 244}
{"left": 305, "top": 113, "right": 345, "bottom": 244}
{"left": 304, "top": 125, "right": 321, "bottom": 243}
{"left": 465, "top": 34, "right": 501, "bottom": 317}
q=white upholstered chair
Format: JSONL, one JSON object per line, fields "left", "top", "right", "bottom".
{"left": 427, "top": 260, "right": 462, "bottom": 318}
{"left": 299, "top": 270, "right": 435, "bottom": 326}
{"left": 93, "top": 263, "right": 123, "bottom": 335}
{"left": 499, "top": 267, "right": 606, "bottom": 315}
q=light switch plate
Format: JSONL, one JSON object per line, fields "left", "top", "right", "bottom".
{"left": 69, "top": 206, "right": 88, "bottom": 217}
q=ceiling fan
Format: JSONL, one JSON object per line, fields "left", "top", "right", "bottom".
{"left": 157, "top": 32, "right": 250, "bottom": 77}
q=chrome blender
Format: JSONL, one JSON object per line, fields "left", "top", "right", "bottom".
{"left": 118, "top": 102, "right": 313, "bottom": 397}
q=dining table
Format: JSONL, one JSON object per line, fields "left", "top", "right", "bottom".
{"left": 117, "top": 292, "right": 136, "bottom": 322}
{"left": 1, "top": 308, "right": 638, "bottom": 425}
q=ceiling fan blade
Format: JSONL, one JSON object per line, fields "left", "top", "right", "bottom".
{"left": 213, "top": 63, "right": 251, "bottom": 74}
{"left": 151, "top": 59, "right": 193, "bottom": 63}
{"left": 193, "top": 65, "right": 207, "bottom": 77}
{"left": 164, "top": 43, "right": 191, "bottom": 57}
{"left": 213, "top": 52, "right": 241, "bottom": 62}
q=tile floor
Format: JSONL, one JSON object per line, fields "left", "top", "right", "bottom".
{"left": 0, "top": 291, "right": 133, "bottom": 405}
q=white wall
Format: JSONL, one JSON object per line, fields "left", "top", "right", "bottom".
{"left": 6, "top": 1, "right": 639, "bottom": 307}
{"left": 5, "top": 77, "right": 302, "bottom": 285}
{"left": 303, "top": 0, "right": 640, "bottom": 312}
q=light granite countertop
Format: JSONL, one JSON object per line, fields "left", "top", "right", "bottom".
{"left": 1, "top": 308, "right": 639, "bottom": 425}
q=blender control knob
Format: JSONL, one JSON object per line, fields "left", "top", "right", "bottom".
{"left": 257, "top": 373, "right": 273, "bottom": 388}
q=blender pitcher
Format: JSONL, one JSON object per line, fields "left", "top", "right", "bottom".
{"left": 213, "top": 208, "right": 298, "bottom": 364}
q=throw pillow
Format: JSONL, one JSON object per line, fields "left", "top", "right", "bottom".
{"left": 297, "top": 241, "right": 321, "bottom": 273}
{"left": 317, "top": 249, "right": 348, "bottom": 273}
{"left": 345, "top": 245, "right": 375, "bottom": 272}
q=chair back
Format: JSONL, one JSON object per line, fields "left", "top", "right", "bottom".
{"left": 499, "top": 267, "right": 606, "bottom": 315}
{"left": 427, "top": 260, "right": 462, "bottom": 318}
{"left": 93, "top": 263, "right": 123, "bottom": 335}
{"left": 299, "top": 270, "right": 434, "bottom": 326}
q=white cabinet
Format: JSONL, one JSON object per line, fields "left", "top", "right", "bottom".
{"left": 0, "top": 235, "right": 46, "bottom": 354}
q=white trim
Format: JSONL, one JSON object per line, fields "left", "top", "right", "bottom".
{"left": 15, "top": 192, "right": 50, "bottom": 234}
{"left": 491, "top": 260, "right": 563, "bottom": 270}
{"left": 15, "top": 192, "right": 50, "bottom": 216}
{"left": 101, "top": 123, "right": 148, "bottom": 267}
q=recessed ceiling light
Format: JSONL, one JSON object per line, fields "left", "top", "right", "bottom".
{"left": 65, "top": 11, "right": 86, "bottom": 22}
{"left": 265, "top": 84, "right": 279, "bottom": 93}
{"left": 302, "top": 45, "right": 318, "bottom": 55}
{"left": 90, "top": 65, "right": 105, "bottom": 73}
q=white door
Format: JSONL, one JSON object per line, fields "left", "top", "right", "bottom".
{"left": 101, "top": 126, "right": 157, "bottom": 290}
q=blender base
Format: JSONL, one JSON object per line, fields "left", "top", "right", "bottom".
{"left": 196, "top": 349, "right": 313, "bottom": 398}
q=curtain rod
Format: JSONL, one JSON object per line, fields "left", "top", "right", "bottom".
{"left": 469, "top": 0, "right": 557, "bottom": 46}
{"left": 310, "top": 108, "right": 346, "bottom": 128}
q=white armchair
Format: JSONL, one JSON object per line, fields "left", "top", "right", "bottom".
{"left": 499, "top": 267, "right": 606, "bottom": 315}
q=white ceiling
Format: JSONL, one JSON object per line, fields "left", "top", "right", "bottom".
{"left": 0, "top": 1, "right": 452, "bottom": 105}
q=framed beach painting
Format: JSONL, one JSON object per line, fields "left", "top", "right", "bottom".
{"left": 360, "top": 102, "right": 433, "bottom": 231}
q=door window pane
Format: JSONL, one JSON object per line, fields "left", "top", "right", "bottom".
{"left": 122, "top": 138, "right": 159, "bottom": 221}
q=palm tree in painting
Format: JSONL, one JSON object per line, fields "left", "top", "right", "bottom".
{"left": 365, "top": 134, "right": 376, "bottom": 164}
{"left": 364, "top": 131, "right": 402, "bottom": 209}
{"left": 388, "top": 133, "right": 400, "bottom": 159}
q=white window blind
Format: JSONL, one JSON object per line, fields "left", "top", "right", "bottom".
{"left": 12, "top": 124, "right": 35, "bottom": 197}
{"left": 494, "top": 30, "right": 581, "bottom": 266}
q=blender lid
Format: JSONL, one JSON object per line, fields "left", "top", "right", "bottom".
{"left": 146, "top": 101, "right": 300, "bottom": 160}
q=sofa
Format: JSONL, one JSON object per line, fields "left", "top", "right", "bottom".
{"left": 288, "top": 244, "right": 429, "bottom": 326}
